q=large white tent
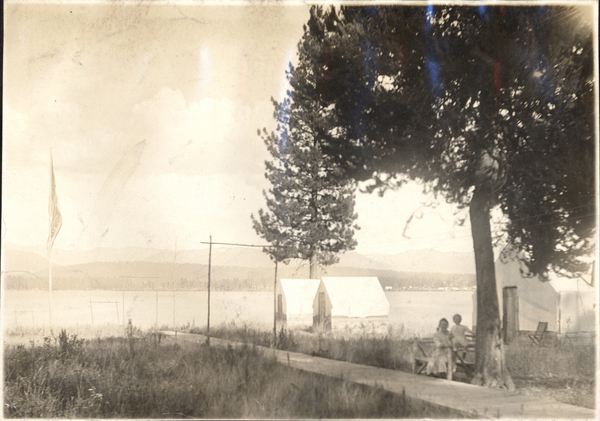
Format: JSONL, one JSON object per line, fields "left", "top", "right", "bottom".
{"left": 313, "top": 277, "right": 389, "bottom": 336}
{"left": 473, "top": 252, "right": 596, "bottom": 341}
{"left": 549, "top": 272, "right": 596, "bottom": 333}
{"left": 276, "top": 278, "right": 320, "bottom": 329}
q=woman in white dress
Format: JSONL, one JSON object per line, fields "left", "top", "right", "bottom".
{"left": 426, "top": 318, "right": 453, "bottom": 377}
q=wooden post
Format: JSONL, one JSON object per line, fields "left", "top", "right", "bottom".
{"left": 90, "top": 299, "right": 94, "bottom": 325}
{"left": 411, "top": 340, "right": 417, "bottom": 374}
{"left": 48, "top": 249, "right": 53, "bottom": 326}
{"left": 155, "top": 290, "right": 159, "bottom": 328}
{"left": 447, "top": 347, "right": 453, "bottom": 380}
{"left": 273, "top": 260, "right": 278, "bottom": 348}
{"left": 122, "top": 277, "right": 125, "bottom": 325}
{"left": 115, "top": 300, "right": 120, "bottom": 325}
{"left": 207, "top": 235, "right": 212, "bottom": 345}
{"left": 172, "top": 276, "right": 176, "bottom": 331}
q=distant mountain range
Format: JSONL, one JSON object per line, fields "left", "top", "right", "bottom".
{"left": 3, "top": 244, "right": 475, "bottom": 275}
{"left": 2, "top": 245, "right": 476, "bottom": 291}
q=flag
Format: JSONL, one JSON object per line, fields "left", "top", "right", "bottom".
{"left": 47, "top": 154, "right": 62, "bottom": 250}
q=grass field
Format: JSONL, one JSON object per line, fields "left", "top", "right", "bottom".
{"left": 3, "top": 324, "right": 596, "bottom": 417}
{"left": 3, "top": 327, "right": 467, "bottom": 419}
{"left": 196, "top": 324, "right": 597, "bottom": 410}
{"left": 506, "top": 336, "right": 597, "bottom": 409}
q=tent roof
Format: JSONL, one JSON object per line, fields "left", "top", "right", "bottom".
{"left": 549, "top": 272, "right": 595, "bottom": 293}
{"left": 279, "top": 279, "right": 320, "bottom": 314}
{"left": 321, "top": 277, "right": 389, "bottom": 317}
{"left": 495, "top": 246, "right": 596, "bottom": 293}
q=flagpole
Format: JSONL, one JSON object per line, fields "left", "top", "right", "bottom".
{"left": 48, "top": 153, "right": 53, "bottom": 327}
{"left": 206, "top": 235, "right": 212, "bottom": 345}
{"left": 47, "top": 150, "right": 62, "bottom": 327}
{"left": 48, "top": 248, "right": 53, "bottom": 326}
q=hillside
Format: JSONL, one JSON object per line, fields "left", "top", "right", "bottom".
{"left": 3, "top": 244, "right": 475, "bottom": 274}
{"left": 368, "top": 249, "right": 476, "bottom": 274}
{"left": 3, "top": 260, "right": 475, "bottom": 292}
{"left": 2, "top": 245, "right": 476, "bottom": 291}
{"left": 2, "top": 249, "right": 50, "bottom": 274}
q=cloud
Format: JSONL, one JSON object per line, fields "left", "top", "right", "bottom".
{"left": 2, "top": 89, "right": 278, "bottom": 251}
{"left": 129, "top": 88, "right": 273, "bottom": 178}
{"left": 75, "top": 140, "right": 147, "bottom": 244}
{"left": 354, "top": 185, "right": 474, "bottom": 254}
{"left": 2, "top": 100, "right": 130, "bottom": 176}
{"left": 87, "top": 172, "right": 268, "bottom": 249}
{"left": 2, "top": 3, "right": 312, "bottom": 251}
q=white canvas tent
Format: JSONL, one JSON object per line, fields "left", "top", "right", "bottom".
{"left": 313, "top": 277, "right": 390, "bottom": 336}
{"left": 276, "top": 278, "right": 320, "bottom": 329}
{"left": 549, "top": 272, "right": 596, "bottom": 333}
{"left": 473, "top": 253, "right": 596, "bottom": 341}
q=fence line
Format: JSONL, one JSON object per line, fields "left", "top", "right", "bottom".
{"left": 14, "top": 310, "right": 35, "bottom": 326}
{"left": 88, "top": 300, "right": 120, "bottom": 325}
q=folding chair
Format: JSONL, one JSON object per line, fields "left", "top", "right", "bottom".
{"left": 528, "top": 322, "right": 548, "bottom": 346}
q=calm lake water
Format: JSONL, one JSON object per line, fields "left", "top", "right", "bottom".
{"left": 3, "top": 290, "right": 474, "bottom": 338}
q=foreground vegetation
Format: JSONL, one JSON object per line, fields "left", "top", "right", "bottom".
{"left": 198, "top": 325, "right": 597, "bottom": 409}
{"left": 4, "top": 327, "right": 464, "bottom": 418}
{"left": 506, "top": 336, "right": 597, "bottom": 409}
{"left": 4, "top": 324, "right": 595, "bottom": 417}
{"left": 197, "top": 324, "right": 415, "bottom": 372}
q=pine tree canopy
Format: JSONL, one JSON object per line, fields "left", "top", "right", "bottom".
{"left": 304, "top": 5, "right": 596, "bottom": 278}
{"left": 251, "top": 20, "right": 360, "bottom": 268}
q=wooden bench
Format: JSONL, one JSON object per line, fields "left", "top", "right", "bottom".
{"left": 412, "top": 335, "right": 476, "bottom": 381}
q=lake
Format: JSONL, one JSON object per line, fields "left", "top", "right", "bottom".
{"left": 3, "top": 290, "right": 475, "bottom": 338}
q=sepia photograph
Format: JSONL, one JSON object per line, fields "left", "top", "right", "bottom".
{"left": 2, "top": 0, "right": 598, "bottom": 419}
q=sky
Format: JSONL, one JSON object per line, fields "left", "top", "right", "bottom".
{"left": 5, "top": 1, "right": 566, "bottom": 256}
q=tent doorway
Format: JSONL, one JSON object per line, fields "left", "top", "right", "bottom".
{"left": 317, "top": 292, "right": 326, "bottom": 328}
{"left": 503, "top": 286, "right": 519, "bottom": 344}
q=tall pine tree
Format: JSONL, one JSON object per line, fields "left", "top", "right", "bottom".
{"left": 251, "top": 22, "right": 359, "bottom": 278}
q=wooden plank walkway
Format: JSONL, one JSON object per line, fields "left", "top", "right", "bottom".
{"left": 161, "top": 331, "right": 596, "bottom": 419}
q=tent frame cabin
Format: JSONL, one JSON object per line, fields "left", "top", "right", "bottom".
{"left": 473, "top": 249, "right": 596, "bottom": 344}
{"left": 313, "top": 277, "right": 390, "bottom": 336}
{"left": 275, "top": 278, "right": 320, "bottom": 330}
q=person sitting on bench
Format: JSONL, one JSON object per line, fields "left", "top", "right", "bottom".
{"left": 426, "top": 318, "right": 453, "bottom": 378}
{"left": 450, "top": 313, "right": 473, "bottom": 359}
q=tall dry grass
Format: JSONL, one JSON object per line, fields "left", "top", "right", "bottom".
{"left": 3, "top": 324, "right": 128, "bottom": 347}
{"left": 506, "top": 336, "right": 596, "bottom": 379}
{"left": 505, "top": 336, "right": 596, "bottom": 408}
{"left": 202, "top": 325, "right": 595, "bottom": 380}
{"left": 196, "top": 324, "right": 416, "bottom": 372}
{"left": 199, "top": 324, "right": 596, "bottom": 408}
{"left": 4, "top": 329, "right": 461, "bottom": 418}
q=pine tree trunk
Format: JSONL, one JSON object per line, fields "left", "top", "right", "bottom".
{"left": 309, "top": 253, "right": 319, "bottom": 279}
{"left": 470, "top": 184, "right": 515, "bottom": 390}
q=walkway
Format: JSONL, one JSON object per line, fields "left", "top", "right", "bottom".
{"left": 161, "top": 331, "right": 595, "bottom": 419}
